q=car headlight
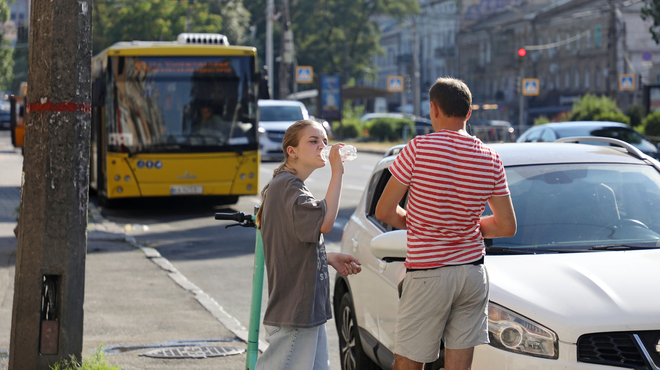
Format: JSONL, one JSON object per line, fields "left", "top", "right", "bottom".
{"left": 488, "top": 303, "right": 558, "bottom": 359}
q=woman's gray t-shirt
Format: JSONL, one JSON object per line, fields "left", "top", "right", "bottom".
{"left": 260, "top": 171, "right": 331, "bottom": 328}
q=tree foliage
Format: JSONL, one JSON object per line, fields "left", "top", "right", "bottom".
{"left": 642, "top": 0, "right": 660, "bottom": 44}
{"left": 643, "top": 111, "right": 660, "bottom": 137}
{"left": 569, "top": 94, "right": 630, "bottom": 124}
{"left": 93, "top": 0, "right": 251, "bottom": 54}
{"left": 0, "top": 0, "right": 14, "bottom": 90}
{"left": 244, "top": 0, "right": 418, "bottom": 86}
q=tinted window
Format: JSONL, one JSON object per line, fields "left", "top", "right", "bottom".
{"left": 483, "top": 163, "right": 660, "bottom": 251}
{"left": 367, "top": 167, "right": 408, "bottom": 231}
{"left": 522, "top": 128, "right": 542, "bottom": 142}
{"left": 539, "top": 129, "right": 556, "bottom": 142}
{"left": 260, "top": 106, "right": 304, "bottom": 122}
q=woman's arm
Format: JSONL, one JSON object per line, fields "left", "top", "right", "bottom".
{"left": 321, "top": 144, "right": 345, "bottom": 234}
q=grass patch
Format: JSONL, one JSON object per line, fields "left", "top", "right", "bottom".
{"left": 50, "top": 346, "right": 119, "bottom": 370}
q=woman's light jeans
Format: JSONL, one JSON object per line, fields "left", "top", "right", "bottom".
{"left": 255, "top": 324, "right": 331, "bottom": 370}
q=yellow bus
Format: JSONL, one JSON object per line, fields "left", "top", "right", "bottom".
{"left": 91, "top": 33, "right": 266, "bottom": 207}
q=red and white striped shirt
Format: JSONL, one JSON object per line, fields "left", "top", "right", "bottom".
{"left": 389, "top": 130, "right": 509, "bottom": 269}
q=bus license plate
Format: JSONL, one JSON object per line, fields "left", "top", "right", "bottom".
{"left": 170, "top": 185, "right": 203, "bottom": 195}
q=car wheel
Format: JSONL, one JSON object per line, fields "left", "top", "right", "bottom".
{"left": 338, "top": 292, "right": 380, "bottom": 370}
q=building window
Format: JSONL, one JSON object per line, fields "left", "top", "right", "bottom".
{"left": 555, "top": 73, "right": 560, "bottom": 89}
{"left": 565, "top": 72, "right": 570, "bottom": 88}
{"left": 575, "top": 70, "right": 580, "bottom": 88}
{"left": 586, "top": 31, "right": 591, "bottom": 49}
{"left": 566, "top": 34, "right": 571, "bottom": 50}
{"left": 576, "top": 32, "right": 581, "bottom": 50}
{"left": 596, "top": 68, "right": 602, "bottom": 88}
{"left": 595, "top": 25, "right": 601, "bottom": 47}
{"left": 585, "top": 70, "right": 590, "bottom": 88}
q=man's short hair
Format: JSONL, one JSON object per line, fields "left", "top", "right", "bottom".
{"left": 428, "top": 78, "right": 472, "bottom": 118}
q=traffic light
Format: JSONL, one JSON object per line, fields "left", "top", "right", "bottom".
{"left": 518, "top": 48, "right": 527, "bottom": 58}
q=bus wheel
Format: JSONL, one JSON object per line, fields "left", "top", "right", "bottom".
{"left": 99, "top": 195, "right": 116, "bottom": 210}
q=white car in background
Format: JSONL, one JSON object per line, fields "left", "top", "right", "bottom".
{"left": 258, "top": 99, "right": 309, "bottom": 161}
{"left": 333, "top": 138, "right": 660, "bottom": 370}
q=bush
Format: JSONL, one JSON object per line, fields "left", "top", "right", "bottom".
{"left": 534, "top": 115, "right": 551, "bottom": 125}
{"left": 593, "top": 111, "right": 630, "bottom": 125}
{"left": 50, "top": 346, "right": 119, "bottom": 370}
{"left": 626, "top": 105, "right": 646, "bottom": 128}
{"left": 569, "top": 94, "right": 628, "bottom": 123}
{"left": 643, "top": 111, "right": 660, "bottom": 137}
{"left": 334, "top": 121, "right": 360, "bottom": 139}
{"left": 365, "top": 118, "right": 415, "bottom": 141}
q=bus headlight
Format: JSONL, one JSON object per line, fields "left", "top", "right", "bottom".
{"left": 247, "top": 184, "right": 253, "bottom": 191}
{"left": 240, "top": 173, "right": 246, "bottom": 180}
{"left": 114, "top": 175, "right": 120, "bottom": 181}
{"left": 124, "top": 175, "right": 131, "bottom": 182}
{"left": 116, "top": 187, "right": 123, "bottom": 194}
{"left": 488, "top": 303, "right": 558, "bottom": 359}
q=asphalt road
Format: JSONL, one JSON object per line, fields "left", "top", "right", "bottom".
{"left": 98, "top": 152, "right": 385, "bottom": 370}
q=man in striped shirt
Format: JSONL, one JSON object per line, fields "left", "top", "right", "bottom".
{"left": 376, "top": 77, "right": 516, "bottom": 370}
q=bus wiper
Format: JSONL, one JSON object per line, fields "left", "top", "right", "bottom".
{"left": 486, "top": 246, "right": 536, "bottom": 255}
{"left": 589, "top": 244, "right": 659, "bottom": 251}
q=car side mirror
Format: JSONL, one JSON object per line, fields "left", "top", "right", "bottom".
{"left": 370, "top": 230, "right": 407, "bottom": 262}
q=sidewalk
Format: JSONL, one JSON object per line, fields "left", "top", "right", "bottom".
{"left": 0, "top": 131, "right": 247, "bottom": 369}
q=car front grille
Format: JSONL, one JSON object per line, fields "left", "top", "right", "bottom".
{"left": 578, "top": 331, "right": 660, "bottom": 370}
{"left": 266, "top": 131, "right": 285, "bottom": 142}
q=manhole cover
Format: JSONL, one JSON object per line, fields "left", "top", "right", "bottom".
{"left": 140, "top": 346, "right": 245, "bottom": 359}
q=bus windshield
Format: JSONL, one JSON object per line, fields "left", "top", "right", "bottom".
{"left": 107, "top": 55, "right": 258, "bottom": 154}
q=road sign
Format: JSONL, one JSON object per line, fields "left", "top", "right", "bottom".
{"left": 296, "top": 66, "right": 313, "bottom": 84}
{"left": 387, "top": 75, "right": 404, "bottom": 92}
{"left": 643, "top": 51, "right": 652, "bottom": 62}
{"left": 619, "top": 74, "right": 635, "bottom": 91}
{"left": 522, "top": 78, "right": 539, "bottom": 96}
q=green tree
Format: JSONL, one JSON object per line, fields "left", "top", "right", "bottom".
{"left": 244, "top": 0, "right": 418, "bottom": 88}
{"left": 93, "top": 0, "right": 250, "bottom": 54}
{"left": 626, "top": 104, "right": 646, "bottom": 128}
{"left": 642, "top": 0, "right": 660, "bottom": 44}
{"left": 643, "top": 111, "right": 660, "bottom": 137}
{"left": 569, "top": 94, "right": 630, "bottom": 124}
{"left": 0, "top": 0, "right": 14, "bottom": 90}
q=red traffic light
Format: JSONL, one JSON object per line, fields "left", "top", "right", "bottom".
{"left": 518, "top": 48, "right": 527, "bottom": 57}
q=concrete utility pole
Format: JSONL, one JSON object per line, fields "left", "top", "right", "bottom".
{"left": 607, "top": 0, "right": 618, "bottom": 100}
{"left": 279, "top": 0, "right": 292, "bottom": 99}
{"left": 9, "top": 0, "right": 92, "bottom": 368}
{"left": 266, "top": 0, "right": 274, "bottom": 98}
{"left": 412, "top": 17, "right": 421, "bottom": 117}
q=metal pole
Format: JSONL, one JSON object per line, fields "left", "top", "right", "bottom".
{"left": 519, "top": 62, "right": 524, "bottom": 132}
{"left": 246, "top": 212, "right": 265, "bottom": 370}
{"left": 9, "top": 0, "right": 92, "bottom": 367}
{"left": 266, "top": 0, "right": 274, "bottom": 98}
{"left": 412, "top": 17, "right": 421, "bottom": 117}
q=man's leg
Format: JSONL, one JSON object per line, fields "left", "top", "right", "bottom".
{"left": 444, "top": 347, "right": 474, "bottom": 370}
{"left": 393, "top": 354, "right": 424, "bottom": 370}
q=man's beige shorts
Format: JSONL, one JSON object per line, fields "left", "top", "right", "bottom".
{"left": 394, "top": 264, "right": 490, "bottom": 364}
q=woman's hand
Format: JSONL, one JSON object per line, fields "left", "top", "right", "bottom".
{"left": 328, "top": 143, "right": 345, "bottom": 175}
{"left": 327, "top": 252, "right": 362, "bottom": 276}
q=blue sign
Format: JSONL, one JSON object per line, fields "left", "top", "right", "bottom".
{"left": 643, "top": 51, "right": 652, "bottom": 62}
{"left": 155, "top": 160, "right": 163, "bottom": 169}
{"left": 137, "top": 160, "right": 145, "bottom": 168}
{"left": 320, "top": 75, "right": 341, "bottom": 120}
{"left": 146, "top": 160, "right": 154, "bottom": 169}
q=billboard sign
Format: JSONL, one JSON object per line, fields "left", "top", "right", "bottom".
{"left": 320, "top": 75, "right": 341, "bottom": 120}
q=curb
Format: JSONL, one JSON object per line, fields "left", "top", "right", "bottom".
{"left": 88, "top": 204, "right": 268, "bottom": 353}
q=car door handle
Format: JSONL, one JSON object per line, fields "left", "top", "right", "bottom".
{"left": 378, "top": 260, "right": 387, "bottom": 273}
{"left": 351, "top": 238, "right": 359, "bottom": 252}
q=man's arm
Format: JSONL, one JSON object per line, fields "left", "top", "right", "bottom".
{"left": 375, "top": 177, "right": 408, "bottom": 230}
{"left": 481, "top": 195, "right": 517, "bottom": 238}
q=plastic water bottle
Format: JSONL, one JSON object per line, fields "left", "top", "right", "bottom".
{"left": 321, "top": 145, "right": 358, "bottom": 161}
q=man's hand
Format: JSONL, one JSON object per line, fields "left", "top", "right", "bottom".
{"left": 327, "top": 252, "right": 362, "bottom": 276}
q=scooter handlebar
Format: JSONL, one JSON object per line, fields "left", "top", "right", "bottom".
{"left": 214, "top": 211, "right": 252, "bottom": 223}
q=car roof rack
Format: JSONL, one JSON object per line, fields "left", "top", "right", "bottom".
{"left": 555, "top": 136, "right": 647, "bottom": 160}
{"left": 384, "top": 144, "right": 406, "bottom": 157}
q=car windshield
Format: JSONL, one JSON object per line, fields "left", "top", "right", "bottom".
{"left": 483, "top": 163, "right": 660, "bottom": 252}
{"left": 555, "top": 126, "right": 657, "bottom": 153}
{"left": 259, "top": 106, "right": 304, "bottom": 122}
{"left": 107, "top": 56, "right": 258, "bottom": 154}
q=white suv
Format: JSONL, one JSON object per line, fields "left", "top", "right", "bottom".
{"left": 258, "top": 99, "right": 309, "bottom": 161}
{"left": 334, "top": 138, "right": 660, "bottom": 370}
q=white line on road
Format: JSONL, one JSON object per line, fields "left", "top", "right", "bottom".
{"left": 344, "top": 184, "right": 365, "bottom": 191}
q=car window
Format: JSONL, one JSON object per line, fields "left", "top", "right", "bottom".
{"left": 366, "top": 167, "right": 408, "bottom": 231}
{"left": 538, "top": 129, "right": 556, "bottom": 142}
{"left": 483, "top": 163, "right": 660, "bottom": 251}
{"left": 522, "top": 129, "right": 542, "bottom": 142}
{"left": 259, "top": 106, "right": 304, "bottom": 122}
